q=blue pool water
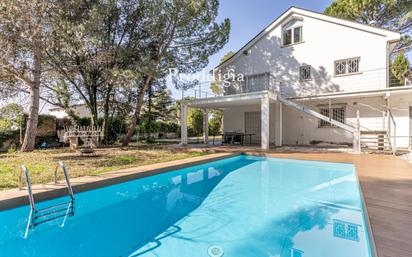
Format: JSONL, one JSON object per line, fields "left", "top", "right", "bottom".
{"left": 0, "top": 155, "right": 374, "bottom": 257}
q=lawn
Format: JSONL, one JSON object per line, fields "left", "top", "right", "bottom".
{"left": 0, "top": 146, "right": 208, "bottom": 190}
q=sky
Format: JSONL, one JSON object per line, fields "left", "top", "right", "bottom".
{"left": 168, "top": 0, "right": 335, "bottom": 99}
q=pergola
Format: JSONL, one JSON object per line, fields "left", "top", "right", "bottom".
{"left": 180, "top": 90, "right": 282, "bottom": 149}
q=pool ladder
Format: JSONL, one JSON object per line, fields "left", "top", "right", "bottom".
{"left": 19, "top": 162, "right": 75, "bottom": 232}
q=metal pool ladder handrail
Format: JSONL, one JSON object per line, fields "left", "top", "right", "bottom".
{"left": 19, "top": 162, "right": 75, "bottom": 233}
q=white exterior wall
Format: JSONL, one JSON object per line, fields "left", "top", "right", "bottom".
{"left": 222, "top": 96, "right": 411, "bottom": 148}
{"left": 49, "top": 105, "right": 105, "bottom": 119}
{"left": 282, "top": 96, "right": 387, "bottom": 145}
{"left": 214, "top": 9, "right": 410, "bottom": 148}
{"left": 389, "top": 94, "right": 412, "bottom": 148}
{"left": 220, "top": 13, "right": 389, "bottom": 96}
{"left": 223, "top": 104, "right": 278, "bottom": 144}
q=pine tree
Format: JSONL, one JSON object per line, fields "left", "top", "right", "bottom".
{"left": 122, "top": 0, "right": 230, "bottom": 146}
{"left": 210, "top": 51, "right": 235, "bottom": 95}
{"left": 325, "top": 0, "right": 412, "bottom": 33}
{"left": 390, "top": 52, "right": 410, "bottom": 86}
{"left": 325, "top": 0, "right": 412, "bottom": 50}
{"left": 0, "top": 0, "right": 56, "bottom": 151}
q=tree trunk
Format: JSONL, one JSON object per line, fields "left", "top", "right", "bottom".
{"left": 102, "top": 86, "right": 113, "bottom": 144}
{"left": 89, "top": 106, "right": 98, "bottom": 128}
{"left": 122, "top": 75, "right": 152, "bottom": 146}
{"left": 21, "top": 43, "right": 41, "bottom": 152}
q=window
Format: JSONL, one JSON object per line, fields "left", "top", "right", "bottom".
{"left": 283, "top": 29, "right": 292, "bottom": 46}
{"left": 283, "top": 26, "right": 302, "bottom": 46}
{"left": 299, "top": 65, "right": 311, "bottom": 81}
{"left": 293, "top": 26, "right": 302, "bottom": 44}
{"left": 334, "top": 57, "right": 360, "bottom": 76}
{"left": 319, "top": 107, "right": 345, "bottom": 127}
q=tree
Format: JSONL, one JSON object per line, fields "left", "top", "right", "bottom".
{"left": 209, "top": 110, "right": 223, "bottom": 135}
{"left": 0, "top": 103, "right": 24, "bottom": 132}
{"left": 390, "top": 52, "right": 410, "bottom": 86}
{"left": 220, "top": 51, "right": 236, "bottom": 63}
{"left": 325, "top": 0, "right": 412, "bottom": 50}
{"left": 122, "top": 0, "right": 230, "bottom": 146}
{"left": 210, "top": 51, "right": 235, "bottom": 95}
{"left": 143, "top": 80, "right": 174, "bottom": 122}
{"left": 0, "top": 104, "right": 23, "bottom": 121}
{"left": 139, "top": 79, "right": 173, "bottom": 140}
{"left": 46, "top": 0, "right": 147, "bottom": 140}
{"left": 0, "top": 0, "right": 55, "bottom": 152}
{"left": 325, "top": 0, "right": 412, "bottom": 32}
{"left": 187, "top": 108, "right": 203, "bottom": 136}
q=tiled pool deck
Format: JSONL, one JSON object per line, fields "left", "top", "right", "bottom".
{"left": 1, "top": 148, "right": 411, "bottom": 257}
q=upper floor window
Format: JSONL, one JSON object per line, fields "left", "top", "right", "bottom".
{"left": 334, "top": 57, "right": 360, "bottom": 76}
{"left": 299, "top": 65, "right": 311, "bottom": 81}
{"left": 283, "top": 26, "right": 302, "bottom": 46}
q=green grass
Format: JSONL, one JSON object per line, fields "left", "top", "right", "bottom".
{"left": 0, "top": 147, "right": 208, "bottom": 190}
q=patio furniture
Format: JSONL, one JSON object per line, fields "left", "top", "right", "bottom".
{"left": 221, "top": 132, "right": 255, "bottom": 145}
{"left": 79, "top": 137, "right": 96, "bottom": 156}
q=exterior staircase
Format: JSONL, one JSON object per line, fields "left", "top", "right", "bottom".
{"left": 360, "top": 130, "right": 393, "bottom": 153}
{"left": 275, "top": 94, "right": 361, "bottom": 153}
{"left": 277, "top": 94, "right": 395, "bottom": 154}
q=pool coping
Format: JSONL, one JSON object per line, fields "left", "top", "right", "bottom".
{"left": 0, "top": 152, "right": 240, "bottom": 211}
{"left": 1, "top": 149, "right": 409, "bottom": 257}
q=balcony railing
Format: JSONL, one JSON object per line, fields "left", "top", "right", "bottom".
{"left": 186, "top": 68, "right": 410, "bottom": 100}
{"left": 220, "top": 68, "right": 407, "bottom": 97}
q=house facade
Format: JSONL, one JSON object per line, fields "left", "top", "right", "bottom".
{"left": 181, "top": 7, "right": 412, "bottom": 152}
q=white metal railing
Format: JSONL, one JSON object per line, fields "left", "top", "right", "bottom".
{"left": 186, "top": 71, "right": 411, "bottom": 100}
{"left": 217, "top": 68, "right": 409, "bottom": 97}
{"left": 388, "top": 109, "right": 397, "bottom": 154}
{"left": 405, "top": 78, "right": 412, "bottom": 87}
{"left": 19, "top": 162, "right": 75, "bottom": 238}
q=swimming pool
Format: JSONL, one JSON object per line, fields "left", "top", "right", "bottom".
{"left": 0, "top": 155, "right": 375, "bottom": 257}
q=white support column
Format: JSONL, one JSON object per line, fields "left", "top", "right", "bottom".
{"left": 275, "top": 102, "right": 283, "bottom": 146}
{"left": 203, "top": 108, "right": 209, "bottom": 145}
{"left": 353, "top": 110, "right": 361, "bottom": 154}
{"left": 180, "top": 103, "right": 188, "bottom": 145}
{"left": 261, "top": 95, "right": 270, "bottom": 149}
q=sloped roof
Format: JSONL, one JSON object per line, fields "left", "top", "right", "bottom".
{"left": 215, "top": 6, "right": 401, "bottom": 70}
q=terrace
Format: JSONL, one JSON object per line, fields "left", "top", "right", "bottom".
{"left": 0, "top": 147, "right": 411, "bottom": 256}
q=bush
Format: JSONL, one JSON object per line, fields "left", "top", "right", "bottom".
{"left": 158, "top": 121, "right": 180, "bottom": 133}
{"left": 76, "top": 117, "right": 92, "bottom": 127}
{"left": 7, "top": 147, "right": 17, "bottom": 154}
{"left": 0, "top": 130, "right": 20, "bottom": 150}
{"left": 0, "top": 119, "right": 13, "bottom": 131}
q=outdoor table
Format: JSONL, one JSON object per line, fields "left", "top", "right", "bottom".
{"left": 221, "top": 133, "right": 255, "bottom": 145}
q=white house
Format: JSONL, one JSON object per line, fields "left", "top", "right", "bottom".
{"left": 181, "top": 7, "right": 412, "bottom": 153}
{"left": 49, "top": 104, "right": 97, "bottom": 119}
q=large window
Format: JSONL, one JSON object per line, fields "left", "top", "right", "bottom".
{"left": 334, "top": 57, "right": 360, "bottom": 76}
{"left": 319, "top": 107, "right": 346, "bottom": 127}
{"left": 299, "top": 65, "right": 311, "bottom": 81}
{"left": 283, "top": 26, "right": 302, "bottom": 46}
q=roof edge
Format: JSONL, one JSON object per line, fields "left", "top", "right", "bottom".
{"left": 215, "top": 6, "right": 401, "bottom": 70}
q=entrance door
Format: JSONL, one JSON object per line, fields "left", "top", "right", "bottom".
{"left": 245, "top": 111, "right": 261, "bottom": 144}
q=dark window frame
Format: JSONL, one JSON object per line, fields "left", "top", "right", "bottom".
{"left": 334, "top": 57, "right": 360, "bottom": 76}
{"left": 319, "top": 107, "right": 346, "bottom": 127}
{"left": 282, "top": 26, "right": 303, "bottom": 46}
{"left": 299, "top": 65, "right": 311, "bottom": 81}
